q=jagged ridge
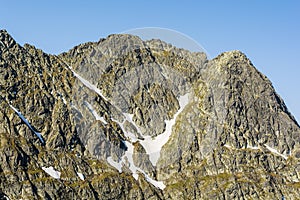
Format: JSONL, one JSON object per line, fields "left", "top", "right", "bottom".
{"left": 0, "top": 30, "right": 299, "bottom": 199}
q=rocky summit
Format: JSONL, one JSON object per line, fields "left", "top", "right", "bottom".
{"left": 0, "top": 29, "right": 300, "bottom": 199}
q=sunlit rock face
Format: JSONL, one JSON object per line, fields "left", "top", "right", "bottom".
{"left": 0, "top": 29, "right": 299, "bottom": 199}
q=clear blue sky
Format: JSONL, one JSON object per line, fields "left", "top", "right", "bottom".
{"left": 1, "top": 1, "right": 299, "bottom": 122}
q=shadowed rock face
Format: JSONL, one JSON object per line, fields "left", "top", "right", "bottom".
{"left": 0, "top": 29, "right": 299, "bottom": 199}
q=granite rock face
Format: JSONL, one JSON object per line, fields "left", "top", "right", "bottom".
{"left": 0, "top": 29, "right": 300, "bottom": 199}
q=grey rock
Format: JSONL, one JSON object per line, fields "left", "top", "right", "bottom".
{"left": 0, "top": 30, "right": 299, "bottom": 199}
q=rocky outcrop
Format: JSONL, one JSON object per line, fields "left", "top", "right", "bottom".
{"left": 0, "top": 29, "right": 299, "bottom": 199}
{"left": 0, "top": 30, "right": 162, "bottom": 199}
{"left": 158, "top": 51, "right": 300, "bottom": 199}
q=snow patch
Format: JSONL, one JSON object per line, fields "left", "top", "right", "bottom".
{"left": 246, "top": 146, "right": 259, "bottom": 150}
{"left": 70, "top": 69, "right": 108, "bottom": 101}
{"left": 140, "top": 93, "right": 190, "bottom": 165}
{"left": 224, "top": 144, "right": 259, "bottom": 150}
{"left": 84, "top": 101, "right": 107, "bottom": 124}
{"left": 62, "top": 97, "right": 67, "bottom": 105}
{"left": 57, "top": 93, "right": 67, "bottom": 105}
{"left": 224, "top": 144, "right": 232, "bottom": 149}
{"left": 142, "top": 172, "right": 166, "bottom": 190}
{"left": 107, "top": 141, "right": 166, "bottom": 190}
{"left": 77, "top": 172, "right": 85, "bottom": 180}
{"left": 60, "top": 59, "right": 107, "bottom": 101}
{"left": 121, "top": 141, "right": 139, "bottom": 180}
{"left": 106, "top": 94, "right": 189, "bottom": 190}
{"left": 9, "top": 105, "right": 44, "bottom": 143}
{"left": 107, "top": 157, "right": 123, "bottom": 173}
{"left": 264, "top": 144, "right": 288, "bottom": 160}
{"left": 42, "top": 166, "right": 61, "bottom": 179}
{"left": 64, "top": 60, "right": 187, "bottom": 190}
{"left": 121, "top": 141, "right": 166, "bottom": 189}
{"left": 111, "top": 116, "right": 139, "bottom": 142}
{"left": 123, "top": 113, "right": 142, "bottom": 136}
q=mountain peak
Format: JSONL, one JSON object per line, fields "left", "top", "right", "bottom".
{"left": 0, "top": 31, "right": 299, "bottom": 199}
{"left": 214, "top": 50, "right": 250, "bottom": 65}
{"left": 0, "top": 29, "right": 17, "bottom": 49}
{"left": 0, "top": 29, "right": 8, "bottom": 35}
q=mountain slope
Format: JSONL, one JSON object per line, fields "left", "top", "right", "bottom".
{"left": 0, "top": 30, "right": 299, "bottom": 199}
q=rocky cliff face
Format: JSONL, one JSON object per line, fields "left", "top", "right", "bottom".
{"left": 0, "top": 29, "right": 299, "bottom": 199}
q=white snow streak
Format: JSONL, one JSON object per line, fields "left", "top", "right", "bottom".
{"left": 106, "top": 94, "right": 189, "bottom": 190}
{"left": 142, "top": 172, "right": 166, "bottom": 190}
{"left": 224, "top": 144, "right": 232, "bottom": 149}
{"left": 123, "top": 113, "right": 142, "bottom": 136}
{"left": 57, "top": 92, "right": 67, "bottom": 105}
{"left": 77, "top": 172, "right": 85, "bottom": 180}
{"left": 71, "top": 69, "right": 108, "bottom": 101}
{"left": 224, "top": 144, "right": 260, "bottom": 150}
{"left": 264, "top": 144, "right": 288, "bottom": 160}
{"left": 111, "top": 117, "right": 139, "bottom": 143}
{"left": 107, "top": 157, "right": 123, "bottom": 173}
{"left": 84, "top": 101, "right": 107, "bottom": 124}
{"left": 140, "top": 93, "right": 190, "bottom": 165}
{"left": 61, "top": 61, "right": 187, "bottom": 190}
{"left": 59, "top": 58, "right": 107, "bottom": 101}
{"left": 246, "top": 146, "right": 259, "bottom": 150}
{"left": 107, "top": 141, "right": 166, "bottom": 190}
{"left": 62, "top": 97, "right": 67, "bottom": 105}
{"left": 42, "top": 166, "right": 61, "bottom": 179}
{"left": 123, "top": 141, "right": 165, "bottom": 189}
{"left": 121, "top": 141, "right": 139, "bottom": 180}
{"left": 9, "top": 105, "right": 44, "bottom": 143}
